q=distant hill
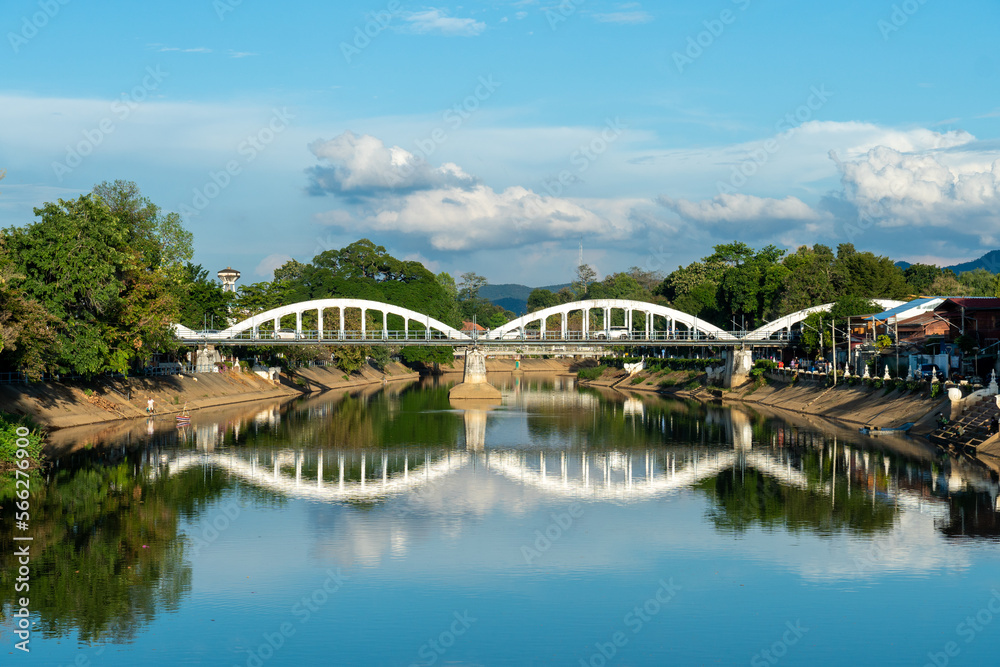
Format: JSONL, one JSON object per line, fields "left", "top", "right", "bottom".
{"left": 480, "top": 283, "right": 572, "bottom": 315}
{"left": 945, "top": 250, "right": 1000, "bottom": 274}
{"left": 894, "top": 250, "right": 1000, "bottom": 274}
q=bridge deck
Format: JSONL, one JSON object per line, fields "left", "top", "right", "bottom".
{"left": 175, "top": 329, "right": 791, "bottom": 347}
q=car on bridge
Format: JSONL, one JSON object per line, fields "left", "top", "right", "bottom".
{"left": 273, "top": 328, "right": 297, "bottom": 340}
{"left": 594, "top": 327, "right": 630, "bottom": 340}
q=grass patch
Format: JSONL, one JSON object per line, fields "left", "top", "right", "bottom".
{"left": 629, "top": 376, "right": 644, "bottom": 385}
{"left": 577, "top": 365, "right": 607, "bottom": 381}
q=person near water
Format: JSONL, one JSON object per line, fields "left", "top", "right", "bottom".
{"left": 147, "top": 397, "right": 155, "bottom": 414}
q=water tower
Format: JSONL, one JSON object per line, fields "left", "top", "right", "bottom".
{"left": 217, "top": 266, "right": 241, "bottom": 293}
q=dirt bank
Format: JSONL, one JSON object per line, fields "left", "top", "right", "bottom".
{"left": 0, "top": 361, "right": 419, "bottom": 431}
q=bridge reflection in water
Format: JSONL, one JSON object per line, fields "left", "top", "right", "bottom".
{"left": 151, "top": 404, "right": 993, "bottom": 521}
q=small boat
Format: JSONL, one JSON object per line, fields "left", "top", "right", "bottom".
{"left": 859, "top": 422, "right": 914, "bottom": 436}
{"left": 176, "top": 403, "right": 191, "bottom": 425}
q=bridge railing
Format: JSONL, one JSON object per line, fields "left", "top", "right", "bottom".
{"left": 174, "top": 328, "right": 793, "bottom": 343}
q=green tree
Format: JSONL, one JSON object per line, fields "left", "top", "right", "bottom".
{"left": 173, "top": 263, "right": 233, "bottom": 330}
{"left": 527, "top": 288, "right": 560, "bottom": 313}
{"left": 958, "top": 268, "right": 996, "bottom": 296}
{"left": 5, "top": 196, "right": 177, "bottom": 375}
{"left": 573, "top": 264, "right": 597, "bottom": 297}
{"left": 92, "top": 180, "right": 193, "bottom": 279}
{"left": 903, "top": 263, "right": 941, "bottom": 295}
{"left": 458, "top": 272, "right": 488, "bottom": 301}
{"left": 775, "top": 245, "right": 837, "bottom": 314}
{"left": 0, "top": 239, "right": 60, "bottom": 378}
{"left": 832, "top": 244, "right": 909, "bottom": 299}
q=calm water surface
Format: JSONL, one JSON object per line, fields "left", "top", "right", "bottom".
{"left": 4, "top": 374, "right": 1000, "bottom": 666}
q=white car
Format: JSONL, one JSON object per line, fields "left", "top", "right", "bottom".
{"left": 595, "top": 327, "right": 630, "bottom": 340}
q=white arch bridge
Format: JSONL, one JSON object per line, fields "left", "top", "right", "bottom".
{"left": 173, "top": 298, "right": 904, "bottom": 347}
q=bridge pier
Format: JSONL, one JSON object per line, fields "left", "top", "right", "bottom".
{"left": 449, "top": 347, "right": 501, "bottom": 401}
{"left": 724, "top": 346, "right": 754, "bottom": 388}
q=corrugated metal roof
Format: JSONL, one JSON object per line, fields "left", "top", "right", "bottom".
{"left": 864, "top": 297, "right": 944, "bottom": 321}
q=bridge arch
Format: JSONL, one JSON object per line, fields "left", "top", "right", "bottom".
{"left": 177, "top": 298, "right": 469, "bottom": 342}
{"left": 747, "top": 299, "right": 905, "bottom": 340}
{"left": 485, "top": 299, "right": 737, "bottom": 341}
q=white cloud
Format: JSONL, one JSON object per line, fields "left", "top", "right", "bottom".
{"left": 402, "top": 9, "right": 486, "bottom": 36}
{"left": 659, "top": 193, "right": 821, "bottom": 224}
{"left": 307, "top": 131, "right": 477, "bottom": 196}
{"left": 255, "top": 253, "right": 293, "bottom": 278}
{"left": 310, "top": 132, "right": 650, "bottom": 251}
{"left": 591, "top": 11, "right": 653, "bottom": 24}
{"left": 155, "top": 46, "right": 212, "bottom": 53}
{"left": 834, "top": 145, "right": 1000, "bottom": 244}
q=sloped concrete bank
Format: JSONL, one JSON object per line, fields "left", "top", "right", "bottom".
{"left": 577, "top": 366, "right": 945, "bottom": 433}
{"left": 713, "top": 375, "right": 948, "bottom": 434}
{"left": 0, "top": 362, "right": 418, "bottom": 430}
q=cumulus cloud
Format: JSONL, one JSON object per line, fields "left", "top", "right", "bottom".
{"left": 307, "top": 131, "right": 477, "bottom": 198}
{"left": 402, "top": 9, "right": 486, "bottom": 36}
{"left": 309, "top": 132, "right": 648, "bottom": 251}
{"left": 832, "top": 145, "right": 1000, "bottom": 244}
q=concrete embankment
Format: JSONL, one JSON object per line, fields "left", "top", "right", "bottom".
{"left": 717, "top": 374, "right": 947, "bottom": 433}
{"left": 0, "top": 361, "right": 418, "bottom": 430}
{"left": 578, "top": 365, "right": 945, "bottom": 432}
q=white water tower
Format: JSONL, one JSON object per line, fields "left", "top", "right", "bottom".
{"left": 218, "top": 266, "right": 241, "bottom": 293}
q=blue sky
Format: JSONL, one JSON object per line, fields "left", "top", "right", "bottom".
{"left": 2, "top": 0, "right": 999, "bottom": 287}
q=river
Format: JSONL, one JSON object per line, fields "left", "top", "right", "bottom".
{"left": 3, "top": 373, "right": 1000, "bottom": 665}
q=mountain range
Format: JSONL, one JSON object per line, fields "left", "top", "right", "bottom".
{"left": 895, "top": 249, "right": 1000, "bottom": 273}
{"left": 479, "top": 283, "right": 571, "bottom": 316}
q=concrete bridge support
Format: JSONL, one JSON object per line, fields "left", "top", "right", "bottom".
{"left": 449, "top": 347, "right": 502, "bottom": 401}
{"left": 724, "top": 346, "right": 754, "bottom": 388}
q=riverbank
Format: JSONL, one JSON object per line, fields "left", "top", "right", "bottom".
{"left": 713, "top": 374, "right": 947, "bottom": 433}
{"left": 0, "top": 361, "right": 419, "bottom": 431}
{"left": 579, "top": 365, "right": 944, "bottom": 432}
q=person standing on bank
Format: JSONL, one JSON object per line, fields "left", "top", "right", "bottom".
{"left": 147, "top": 397, "right": 155, "bottom": 415}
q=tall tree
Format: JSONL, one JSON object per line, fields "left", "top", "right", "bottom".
{"left": 903, "top": 263, "right": 942, "bottom": 295}
{"left": 92, "top": 180, "right": 193, "bottom": 278}
{"left": 458, "top": 272, "right": 488, "bottom": 301}
{"left": 573, "top": 264, "right": 597, "bottom": 297}
{"left": 5, "top": 196, "right": 178, "bottom": 375}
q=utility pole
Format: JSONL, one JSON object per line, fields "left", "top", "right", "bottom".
{"left": 894, "top": 315, "right": 899, "bottom": 379}
{"left": 832, "top": 316, "right": 837, "bottom": 386}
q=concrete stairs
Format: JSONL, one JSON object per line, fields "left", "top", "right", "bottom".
{"left": 929, "top": 400, "right": 1000, "bottom": 456}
